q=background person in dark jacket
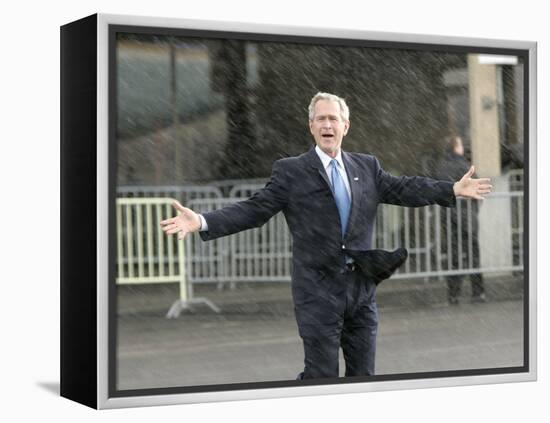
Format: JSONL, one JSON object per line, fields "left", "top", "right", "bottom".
{"left": 435, "top": 135, "right": 486, "bottom": 304}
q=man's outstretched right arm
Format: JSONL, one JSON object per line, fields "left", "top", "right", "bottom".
{"left": 199, "top": 160, "right": 290, "bottom": 241}
{"left": 160, "top": 160, "right": 289, "bottom": 241}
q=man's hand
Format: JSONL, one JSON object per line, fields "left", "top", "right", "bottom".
{"left": 160, "top": 201, "right": 201, "bottom": 240}
{"left": 453, "top": 166, "right": 493, "bottom": 200}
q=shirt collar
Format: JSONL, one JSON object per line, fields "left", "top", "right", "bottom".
{"left": 315, "top": 145, "right": 345, "bottom": 171}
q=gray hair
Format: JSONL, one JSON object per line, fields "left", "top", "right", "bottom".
{"left": 308, "top": 92, "right": 350, "bottom": 122}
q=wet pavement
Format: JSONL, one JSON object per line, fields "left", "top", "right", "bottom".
{"left": 116, "top": 274, "right": 524, "bottom": 390}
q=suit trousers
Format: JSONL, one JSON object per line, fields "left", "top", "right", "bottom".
{"left": 294, "top": 266, "right": 379, "bottom": 379}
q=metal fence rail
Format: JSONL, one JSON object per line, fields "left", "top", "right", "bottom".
{"left": 185, "top": 198, "right": 292, "bottom": 285}
{"left": 118, "top": 185, "right": 223, "bottom": 205}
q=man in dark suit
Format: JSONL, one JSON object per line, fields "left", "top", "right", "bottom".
{"left": 160, "top": 92, "right": 492, "bottom": 379}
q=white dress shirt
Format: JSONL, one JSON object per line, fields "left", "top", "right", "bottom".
{"left": 314, "top": 145, "right": 352, "bottom": 197}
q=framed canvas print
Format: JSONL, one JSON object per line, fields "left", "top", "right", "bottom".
{"left": 60, "top": 13, "right": 537, "bottom": 409}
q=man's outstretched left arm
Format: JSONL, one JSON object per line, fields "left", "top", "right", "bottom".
{"left": 375, "top": 158, "right": 492, "bottom": 207}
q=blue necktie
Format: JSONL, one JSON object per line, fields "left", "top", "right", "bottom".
{"left": 330, "top": 159, "right": 351, "bottom": 237}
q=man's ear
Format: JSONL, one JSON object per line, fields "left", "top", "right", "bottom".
{"left": 343, "top": 120, "right": 350, "bottom": 136}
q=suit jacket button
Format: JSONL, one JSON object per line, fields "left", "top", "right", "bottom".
{"left": 342, "top": 245, "right": 346, "bottom": 249}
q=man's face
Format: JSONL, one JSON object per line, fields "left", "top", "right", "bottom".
{"left": 309, "top": 99, "right": 350, "bottom": 158}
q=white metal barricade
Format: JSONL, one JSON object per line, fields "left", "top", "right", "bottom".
{"left": 116, "top": 197, "right": 219, "bottom": 317}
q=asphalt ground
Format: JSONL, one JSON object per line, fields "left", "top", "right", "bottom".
{"left": 116, "top": 274, "right": 524, "bottom": 390}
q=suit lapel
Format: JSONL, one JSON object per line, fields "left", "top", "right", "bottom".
{"left": 304, "top": 147, "right": 332, "bottom": 190}
{"left": 342, "top": 151, "right": 364, "bottom": 239}
{"left": 303, "top": 147, "right": 345, "bottom": 233}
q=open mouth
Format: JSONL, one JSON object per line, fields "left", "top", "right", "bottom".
{"left": 322, "top": 134, "right": 334, "bottom": 138}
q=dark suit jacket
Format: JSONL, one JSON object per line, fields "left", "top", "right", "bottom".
{"left": 200, "top": 147, "right": 455, "bottom": 309}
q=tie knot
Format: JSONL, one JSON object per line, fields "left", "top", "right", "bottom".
{"left": 331, "top": 159, "right": 339, "bottom": 168}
